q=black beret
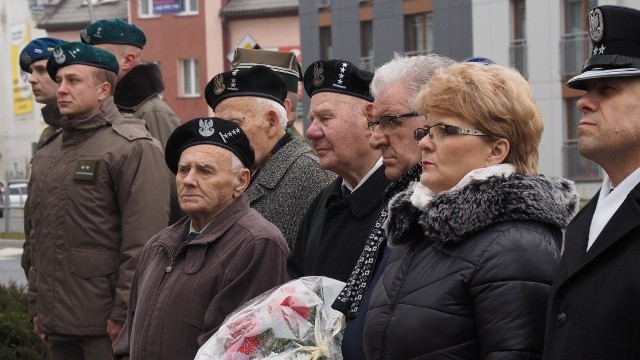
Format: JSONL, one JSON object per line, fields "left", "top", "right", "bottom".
{"left": 568, "top": 6, "right": 640, "bottom": 90}
{"left": 232, "top": 47, "right": 302, "bottom": 93}
{"left": 20, "top": 37, "right": 67, "bottom": 73}
{"left": 47, "top": 42, "right": 119, "bottom": 80}
{"left": 303, "top": 59, "right": 374, "bottom": 101}
{"left": 165, "top": 117, "right": 255, "bottom": 174}
{"left": 80, "top": 18, "right": 146, "bottom": 49}
{"left": 205, "top": 65, "right": 287, "bottom": 110}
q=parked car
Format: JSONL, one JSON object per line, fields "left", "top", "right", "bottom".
{"left": 7, "top": 181, "right": 28, "bottom": 208}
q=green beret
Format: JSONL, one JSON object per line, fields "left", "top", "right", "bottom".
{"left": 80, "top": 19, "right": 146, "bottom": 49}
{"left": 232, "top": 48, "right": 302, "bottom": 93}
{"left": 46, "top": 42, "right": 119, "bottom": 80}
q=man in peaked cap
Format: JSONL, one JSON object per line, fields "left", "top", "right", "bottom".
{"left": 113, "top": 118, "right": 289, "bottom": 360}
{"left": 543, "top": 5, "right": 640, "bottom": 359}
{"left": 81, "top": 18, "right": 183, "bottom": 224}
{"left": 18, "top": 37, "right": 66, "bottom": 280}
{"left": 28, "top": 41, "right": 170, "bottom": 360}
{"left": 204, "top": 65, "right": 335, "bottom": 248}
{"left": 232, "top": 47, "right": 304, "bottom": 137}
{"left": 287, "top": 59, "right": 388, "bottom": 284}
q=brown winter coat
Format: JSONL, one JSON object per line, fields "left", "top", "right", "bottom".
{"left": 27, "top": 97, "right": 171, "bottom": 336}
{"left": 113, "top": 195, "right": 290, "bottom": 360}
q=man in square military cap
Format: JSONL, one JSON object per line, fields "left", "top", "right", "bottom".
{"left": 81, "top": 18, "right": 183, "bottom": 224}
{"left": 204, "top": 65, "right": 335, "bottom": 248}
{"left": 113, "top": 117, "right": 289, "bottom": 360}
{"left": 18, "top": 37, "right": 67, "bottom": 284}
{"left": 30, "top": 41, "right": 170, "bottom": 360}
{"left": 288, "top": 59, "right": 385, "bottom": 286}
{"left": 543, "top": 5, "right": 640, "bottom": 359}
{"left": 232, "top": 48, "right": 303, "bottom": 136}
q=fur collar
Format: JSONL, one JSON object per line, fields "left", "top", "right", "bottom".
{"left": 385, "top": 174, "right": 579, "bottom": 246}
{"left": 114, "top": 63, "right": 165, "bottom": 109}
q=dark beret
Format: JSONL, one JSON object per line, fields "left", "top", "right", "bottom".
{"left": 568, "top": 5, "right": 640, "bottom": 90}
{"left": 80, "top": 18, "right": 146, "bottom": 49}
{"left": 303, "top": 59, "right": 374, "bottom": 101}
{"left": 20, "top": 37, "right": 67, "bottom": 73}
{"left": 47, "top": 42, "right": 119, "bottom": 80}
{"left": 205, "top": 65, "right": 288, "bottom": 110}
{"left": 165, "top": 117, "right": 255, "bottom": 174}
{"left": 232, "top": 47, "right": 302, "bottom": 93}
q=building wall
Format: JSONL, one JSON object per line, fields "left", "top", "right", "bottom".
{"left": 130, "top": 0, "right": 209, "bottom": 122}
{"left": 228, "top": 16, "right": 300, "bottom": 51}
{"left": 433, "top": 0, "right": 473, "bottom": 60}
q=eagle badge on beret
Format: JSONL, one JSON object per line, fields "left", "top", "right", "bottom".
{"left": 53, "top": 47, "right": 66, "bottom": 64}
{"left": 198, "top": 119, "right": 215, "bottom": 137}
{"left": 80, "top": 30, "right": 90, "bottom": 44}
{"left": 312, "top": 62, "right": 324, "bottom": 87}
{"left": 589, "top": 8, "right": 604, "bottom": 42}
{"left": 213, "top": 74, "right": 225, "bottom": 95}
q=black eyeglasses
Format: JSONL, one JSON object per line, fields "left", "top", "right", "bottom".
{"left": 367, "top": 112, "right": 419, "bottom": 134}
{"left": 414, "top": 123, "right": 486, "bottom": 143}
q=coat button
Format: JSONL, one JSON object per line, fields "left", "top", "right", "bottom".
{"left": 556, "top": 312, "right": 567, "bottom": 327}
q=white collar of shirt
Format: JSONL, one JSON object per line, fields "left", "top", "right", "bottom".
{"left": 342, "top": 157, "right": 383, "bottom": 193}
{"left": 189, "top": 219, "right": 213, "bottom": 235}
{"left": 588, "top": 167, "right": 640, "bottom": 251}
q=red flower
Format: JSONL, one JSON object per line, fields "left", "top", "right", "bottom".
{"left": 280, "top": 294, "right": 310, "bottom": 319}
{"left": 224, "top": 317, "right": 263, "bottom": 359}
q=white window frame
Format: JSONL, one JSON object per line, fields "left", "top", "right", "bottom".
{"left": 139, "top": 0, "right": 160, "bottom": 18}
{"left": 180, "top": 58, "right": 199, "bottom": 97}
{"left": 177, "top": 0, "right": 198, "bottom": 15}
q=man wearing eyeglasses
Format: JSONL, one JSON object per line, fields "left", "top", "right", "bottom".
{"left": 287, "top": 59, "right": 390, "bottom": 284}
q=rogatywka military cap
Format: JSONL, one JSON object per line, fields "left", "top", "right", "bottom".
{"left": 567, "top": 5, "right": 640, "bottom": 90}
{"left": 232, "top": 47, "right": 302, "bottom": 93}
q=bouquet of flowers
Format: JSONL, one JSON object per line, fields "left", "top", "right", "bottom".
{"left": 195, "top": 276, "right": 346, "bottom": 360}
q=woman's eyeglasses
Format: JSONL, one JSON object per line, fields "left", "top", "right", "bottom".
{"left": 367, "top": 112, "right": 418, "bottom": 134}
{"left": 414, "top": 124, "right": 486, "bottom": 143}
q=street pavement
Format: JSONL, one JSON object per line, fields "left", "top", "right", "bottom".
{"left": 0, "top": 239, "right": 27, "bottom": 287}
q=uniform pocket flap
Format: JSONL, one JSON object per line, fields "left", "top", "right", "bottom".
{"left": 70, "top": 250, "right": 119, "bottom": 279}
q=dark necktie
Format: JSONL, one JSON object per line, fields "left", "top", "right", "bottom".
{"left": 185, "top": 232, "right": 198, "bottom": 241}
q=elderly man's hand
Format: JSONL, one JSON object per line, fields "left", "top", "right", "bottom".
{"left": 32, "top": 316, "right": 48, "bottom": 344}
{"left": 107, "top": 319, "right": 124, "bottom": 343}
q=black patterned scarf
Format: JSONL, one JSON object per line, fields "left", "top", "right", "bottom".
{"left": 332, "top": 163, "right": 422, "bottom": 319}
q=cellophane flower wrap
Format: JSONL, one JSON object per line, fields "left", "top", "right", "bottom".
{"left": 195, "top": 276, "right": 346, "bottom": 360}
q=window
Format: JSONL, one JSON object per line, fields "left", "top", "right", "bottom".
{"left": 360, "top": 21, "right": 374, "bottom": 71}
{"left": 560, "top": 0, "right": 597, "bottom": 79}
{"left": 179, "top": 0, "right": 197, "bottom": 14}
{"left": 139, "top": 0, "right": 156, "bottom": 17}
{"left": 320, "top": 27, "right": 332, "bottom": 60}
{"left": 562, "top": 99, "right": 602, "bottom": 181}
{"left": 404, "top": 13, "right": 433, "bottom": 55}
{"left": 510, "top": 0, "right": 527, "bottom": 76}
{"left": 180, "top": 59, "right": 199, "bottom": 97}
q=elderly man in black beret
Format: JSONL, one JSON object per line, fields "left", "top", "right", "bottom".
{"left": 18, "top": 37, "right": 67, "bottom": 279}
{"left": 204, "top": 65, "right": 335, "bottom": 248}
{"left": 28, "top": 42, "right": 170, "bottom": 360}
{"left": 287, "top": 59, "right": 387, "bottom": 284}
{"left": 544, "top": 5, "right": 640, "bottom": 360}
{"left": 113, "top": 118, "right": 290, "bottom": 360}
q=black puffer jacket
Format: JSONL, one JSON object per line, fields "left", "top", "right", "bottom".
{"left": 363, "top": 174, "right": 578, "bottom": 360}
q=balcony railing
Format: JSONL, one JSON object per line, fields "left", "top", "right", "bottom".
{"left": 509, "top": 38, "right": 528, "bottom": 78}
{"left": 560, "top": 32, "right": 591, "bottom": 81}
{"left": 360, "top": 56, "right": 375, "bottom": 72}
{"left": 563, "top": 139, "right": 603, "bottom": 181}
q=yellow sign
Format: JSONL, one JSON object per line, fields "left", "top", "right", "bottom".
{"left": 11, "top": 23, "right": 33, "bottom": 115}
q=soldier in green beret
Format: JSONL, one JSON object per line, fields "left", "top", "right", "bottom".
{"left": 28, "top": 42, "right": 171, "bottom": 360}
{"left": 81, "top": 18, "right": 183, "bottom": 225}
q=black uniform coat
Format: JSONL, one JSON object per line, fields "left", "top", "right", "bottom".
{"left": 543, "top": 184, "right": 640, "bottom": 360}
{"left": 287, "top": 166, "right": 391, "bottom": 282}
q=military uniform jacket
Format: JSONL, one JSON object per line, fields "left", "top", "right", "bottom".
{"left": 112, "top": 195, "right": 290, "bottom": 360}
{"left": 288, "top": 166, "right": 390, "bottom": 282}
{"left": 247, "top": 137, "right": 335, "bottom": 248}
{"left": 543, "top": 184, "right": 640, "bottom": 360}
{"left": 27, "top": 98, "right": 171, "bottom": 336}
